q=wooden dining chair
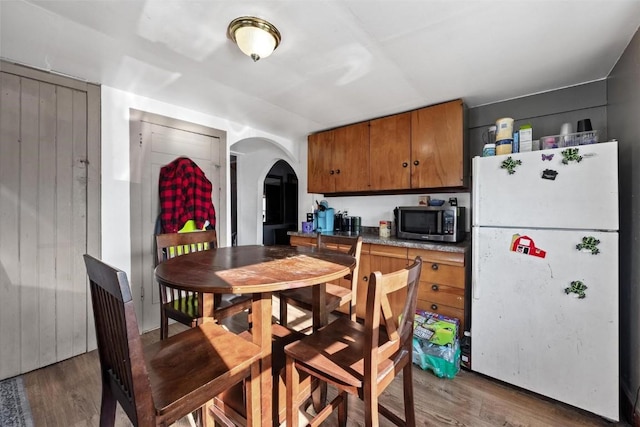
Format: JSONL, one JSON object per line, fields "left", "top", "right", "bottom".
{"left": 278, "top": 234, "right": 363, "bottom": 329}
{"left": 83, "top": 254, "right": 261, "bottom": 427}
{"left": 155, "top": 230, "right": 252, "bottom": 339}
{"left": 284, "top": 256, "right": 423, "bottom": 426}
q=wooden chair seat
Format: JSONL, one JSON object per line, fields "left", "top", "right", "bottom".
{"left": 285, "top": 257, "right": 423, "bottom": 426}
{"left": 279, "top": 235, "right": 363, "bottom": 329}
{"left": 83, "top": 254, "right": 261, "bottom": 426}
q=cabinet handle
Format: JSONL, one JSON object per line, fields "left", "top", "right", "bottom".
{"left": 330, "top": 170, "right": 335, "bottom": 175}
{"left": 402, "top": 162, "right": 408, "bottom": 168}
{"left": 431, "top": 304, "right": 438, "bottom": 311}
{"left": 431, "top": 284, "right": 439, "bottom": 291}
{"left": 335, "top": 169, "right": 340, "bottom": 175}
{"left": 431, "top": 263, "right": 439, "bottom": 271}
{"left": 363, "top": 276, "right": 368, "bottom": 282}
{"left": 413, "top": 160, "right": 420, "bottom": 166}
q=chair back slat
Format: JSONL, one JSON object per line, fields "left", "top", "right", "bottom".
{"left": 84, "top": 254, "right": 155, "bottom": 426}
{"left": 155, "top": 229, "right": 218, "bottom": 265}
{"left": 364, "top": 257, "right": 422, "bottom": 371}
{"left": 316, "top": 234, "right": 363, "bottom": 320}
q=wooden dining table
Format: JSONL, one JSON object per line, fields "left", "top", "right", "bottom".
{"left": 154, "top": 244, "right": 355, "bottom": 427}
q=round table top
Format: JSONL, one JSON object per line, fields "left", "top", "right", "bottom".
{"left": 154, "top": 245, "right": 355, "bottom": 294}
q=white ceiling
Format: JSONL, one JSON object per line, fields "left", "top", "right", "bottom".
{"left": 2, "top": 0, "right": 640, "bottom": 142}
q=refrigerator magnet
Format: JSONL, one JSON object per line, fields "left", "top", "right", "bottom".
{"left": 564, "top": 280, "right": 588, "bottom": 299}
{"left": 576, "top": 236, "right": 601, "bottom": 255}
{"left": 541, "top": 169, "right": 558, "bottom": 180}
{"left": 541, "top": 153, "right": 554, "bottom": 161}
{"left": 510, "top": 234, "right": 547, "bottom": 258}
{"left": 561, "top": 148, "right": 583, "bottom": 164}
{"left": 500, "top": 157, "right": 522, "bottom": 175}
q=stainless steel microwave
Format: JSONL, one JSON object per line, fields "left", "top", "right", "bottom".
{"left": 394, "top": 206, "right": 466, "bottom": 243}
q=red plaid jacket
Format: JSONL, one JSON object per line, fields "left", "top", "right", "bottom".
{"left": 159, "top": 157, "right": 216, "bottom": 233}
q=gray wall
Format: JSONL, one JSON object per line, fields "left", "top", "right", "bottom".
{"left": 608, "top": 28, "right": 640, "bottom": 416}
{"left": 468, "top": 81, "right": 608, "bottom": 159}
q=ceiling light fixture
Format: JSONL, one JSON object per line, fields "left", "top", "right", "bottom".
{"left": 227, "top": 16, "right": 281, "bottom": 62}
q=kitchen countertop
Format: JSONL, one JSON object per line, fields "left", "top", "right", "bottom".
{"left": 287, "top": 230, "right": 470, "bottom": 254}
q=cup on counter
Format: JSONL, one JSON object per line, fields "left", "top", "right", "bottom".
{"left": 577, "top": 119, "right": 593, "bottom": 132}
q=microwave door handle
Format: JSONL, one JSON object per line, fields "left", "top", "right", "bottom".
{"left": 437, "top": 211, "right": 443, "bottom": 234}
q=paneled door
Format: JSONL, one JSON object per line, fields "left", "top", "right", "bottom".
{"left": 129, "top": 113, "right": 224, "bottom": 332}
{"left": 0, "top": 62, "right": 100, "bottom": 380}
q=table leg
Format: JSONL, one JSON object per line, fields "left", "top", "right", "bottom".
{"left": 312, "top": 283, "right": 327, "bottom": 332}
{"left": 252, "top": 293, "right": 273, "bottom": 427}
{"left": 311, "top": 283, "right": 328, "bottom": 411}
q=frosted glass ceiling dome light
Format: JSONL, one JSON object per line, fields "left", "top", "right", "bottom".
{"left": 227, "top": 16, "right": 281, "bottom": 62}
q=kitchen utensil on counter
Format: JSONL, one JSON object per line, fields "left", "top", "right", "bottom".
{"left": 350, "top": 216, "right": 361, "bottom": 234}
{"left": 334, "top": 212, "right": 343, "bottom": 231}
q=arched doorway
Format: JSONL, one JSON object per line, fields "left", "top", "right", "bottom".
{"left": 262, "top": 160, "right": 298, "bottom": 245}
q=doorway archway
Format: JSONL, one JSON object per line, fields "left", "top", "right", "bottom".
{"left": 262, "top": 160, "right": 298, "bottom": 245}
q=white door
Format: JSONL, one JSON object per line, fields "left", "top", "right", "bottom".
{"left": 471, "top": 226, "right": 619, "bottom": 420}
{"left": 0, "top": 65, "right": 100, "bottom": 380}
{"left": 472, "top": 141, "right": 618, "bottom": 230}
{"left": 137, "top": 122, "right": 221, "bottom": 332}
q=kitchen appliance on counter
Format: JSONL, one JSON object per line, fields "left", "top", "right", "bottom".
{"left": 394, "top": 206, "right": 465, "bottom": 243}
{"left": 471, "top": 141, "right": 619, "bottom": 421}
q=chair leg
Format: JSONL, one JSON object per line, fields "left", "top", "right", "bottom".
{"left": 286, "top": 355, "right": 299, "bottom": 427}
{"left": 363, "top": 386, "right": 380, "bottom": 427}
{"left": 160, "top": 309, "right": 169, "bottom": 340}
{"left": 338, "top": 392, "right": 348, "bottom": 427}
{"left": 99, "top": 382, "right": 117, "bottom": 427}
{"left": 279, "top": 297, "right": 288, "bottom": 327}
{"left": 403, "top": 363, "right": 416, "bottom": 426}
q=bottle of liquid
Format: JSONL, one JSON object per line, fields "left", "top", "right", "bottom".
{"left": 460, "top": 330, "right": 471, "bottom": 370}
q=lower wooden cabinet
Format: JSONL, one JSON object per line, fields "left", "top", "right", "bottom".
{"left": 409, "top": 248, "right": 468, "bottom": 334}
{"left": 289, "top": 235, "right": 469, "bottom": 334}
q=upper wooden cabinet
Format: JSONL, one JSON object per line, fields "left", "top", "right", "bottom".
{"left": 411, "top": 99, "right": 466, "bottom": 189}
{"left": 308, "top": 121, "right": 370, "bottom": 193}
{"left": 308, "top": 99, "right": 466, "bottom": 194}
{"left": 369, "top": 112, "right": 412, "bottom": 191}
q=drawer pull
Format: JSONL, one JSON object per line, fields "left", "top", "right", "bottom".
{"left": 335, "top": 169, "right": 341, "bottom": 175}
{"left": 413, "top": 160, "right": 420, "bottom": 166}
{"left": 402, "top": 162, "right": 408, "bottom": 168}
{"left": 363, "top": 276, "right": 368, "bottom": 282}
{"left": 431, "top": 263, "right": 439, "bottom": 271}
{"left": 330, "top": 170, "right": 335, "bottom": 175}
{"left": 431, "top": 304, "right": 438, "bottom": 311}
{"left": 431, "top": 284, "right": 439, "bottom": 291}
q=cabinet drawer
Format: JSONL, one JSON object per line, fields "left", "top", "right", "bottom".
{"left": 290, "top": 236, "right": 316, "bottom": 247}
{"left": 408, "top": 248, "right": 464, "bottom": 266}
{"left": 420, "top": 262, "right": 465, "bottom": 288}
{"left": 418, "top": 283, "right": 463, "bottom": 308}
{"left": 417, "top": 299, "right": 464, "bottom": 325}
{"left": 370, "top": 244, "right": 407, "bottom": 259}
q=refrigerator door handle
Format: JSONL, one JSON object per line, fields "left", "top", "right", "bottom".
{"left": 472, "top": 229, "right": 480, "bottom": 300}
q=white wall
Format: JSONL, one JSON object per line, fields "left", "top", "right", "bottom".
{"left": 232, "top": 138, "right": 306, "bottom": 246}
{"left": 309, "top": 192, "right": 471, "bottom": 232}
{"left": 101, "top": 86, "right": 295, "bottom": 275}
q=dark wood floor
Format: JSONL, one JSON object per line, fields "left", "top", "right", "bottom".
{"left": 21, "top": 305, "right": 629, "bottom": 426}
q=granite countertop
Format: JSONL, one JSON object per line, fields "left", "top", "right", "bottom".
{"left": 287, "top": 229, "right": 470, "bottom": 253}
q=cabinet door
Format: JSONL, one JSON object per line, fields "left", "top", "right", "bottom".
{"left": 369, "top": 245, "right": 409, "bottom": 316}
{"left": 369, "top": 112, "right": 411, "bottom": 191}
{"left": 307, "top": 131, "right": 335, "bottom": 193}
{"left": 332, "top": 122, "right": 370, "bottom": 192}
{"left": 411, "top": 99, "right": 464, "bottom": 188}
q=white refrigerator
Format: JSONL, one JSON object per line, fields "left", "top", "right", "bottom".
{"left": 471, "top": 141, "right": 619, "bottom": 421}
